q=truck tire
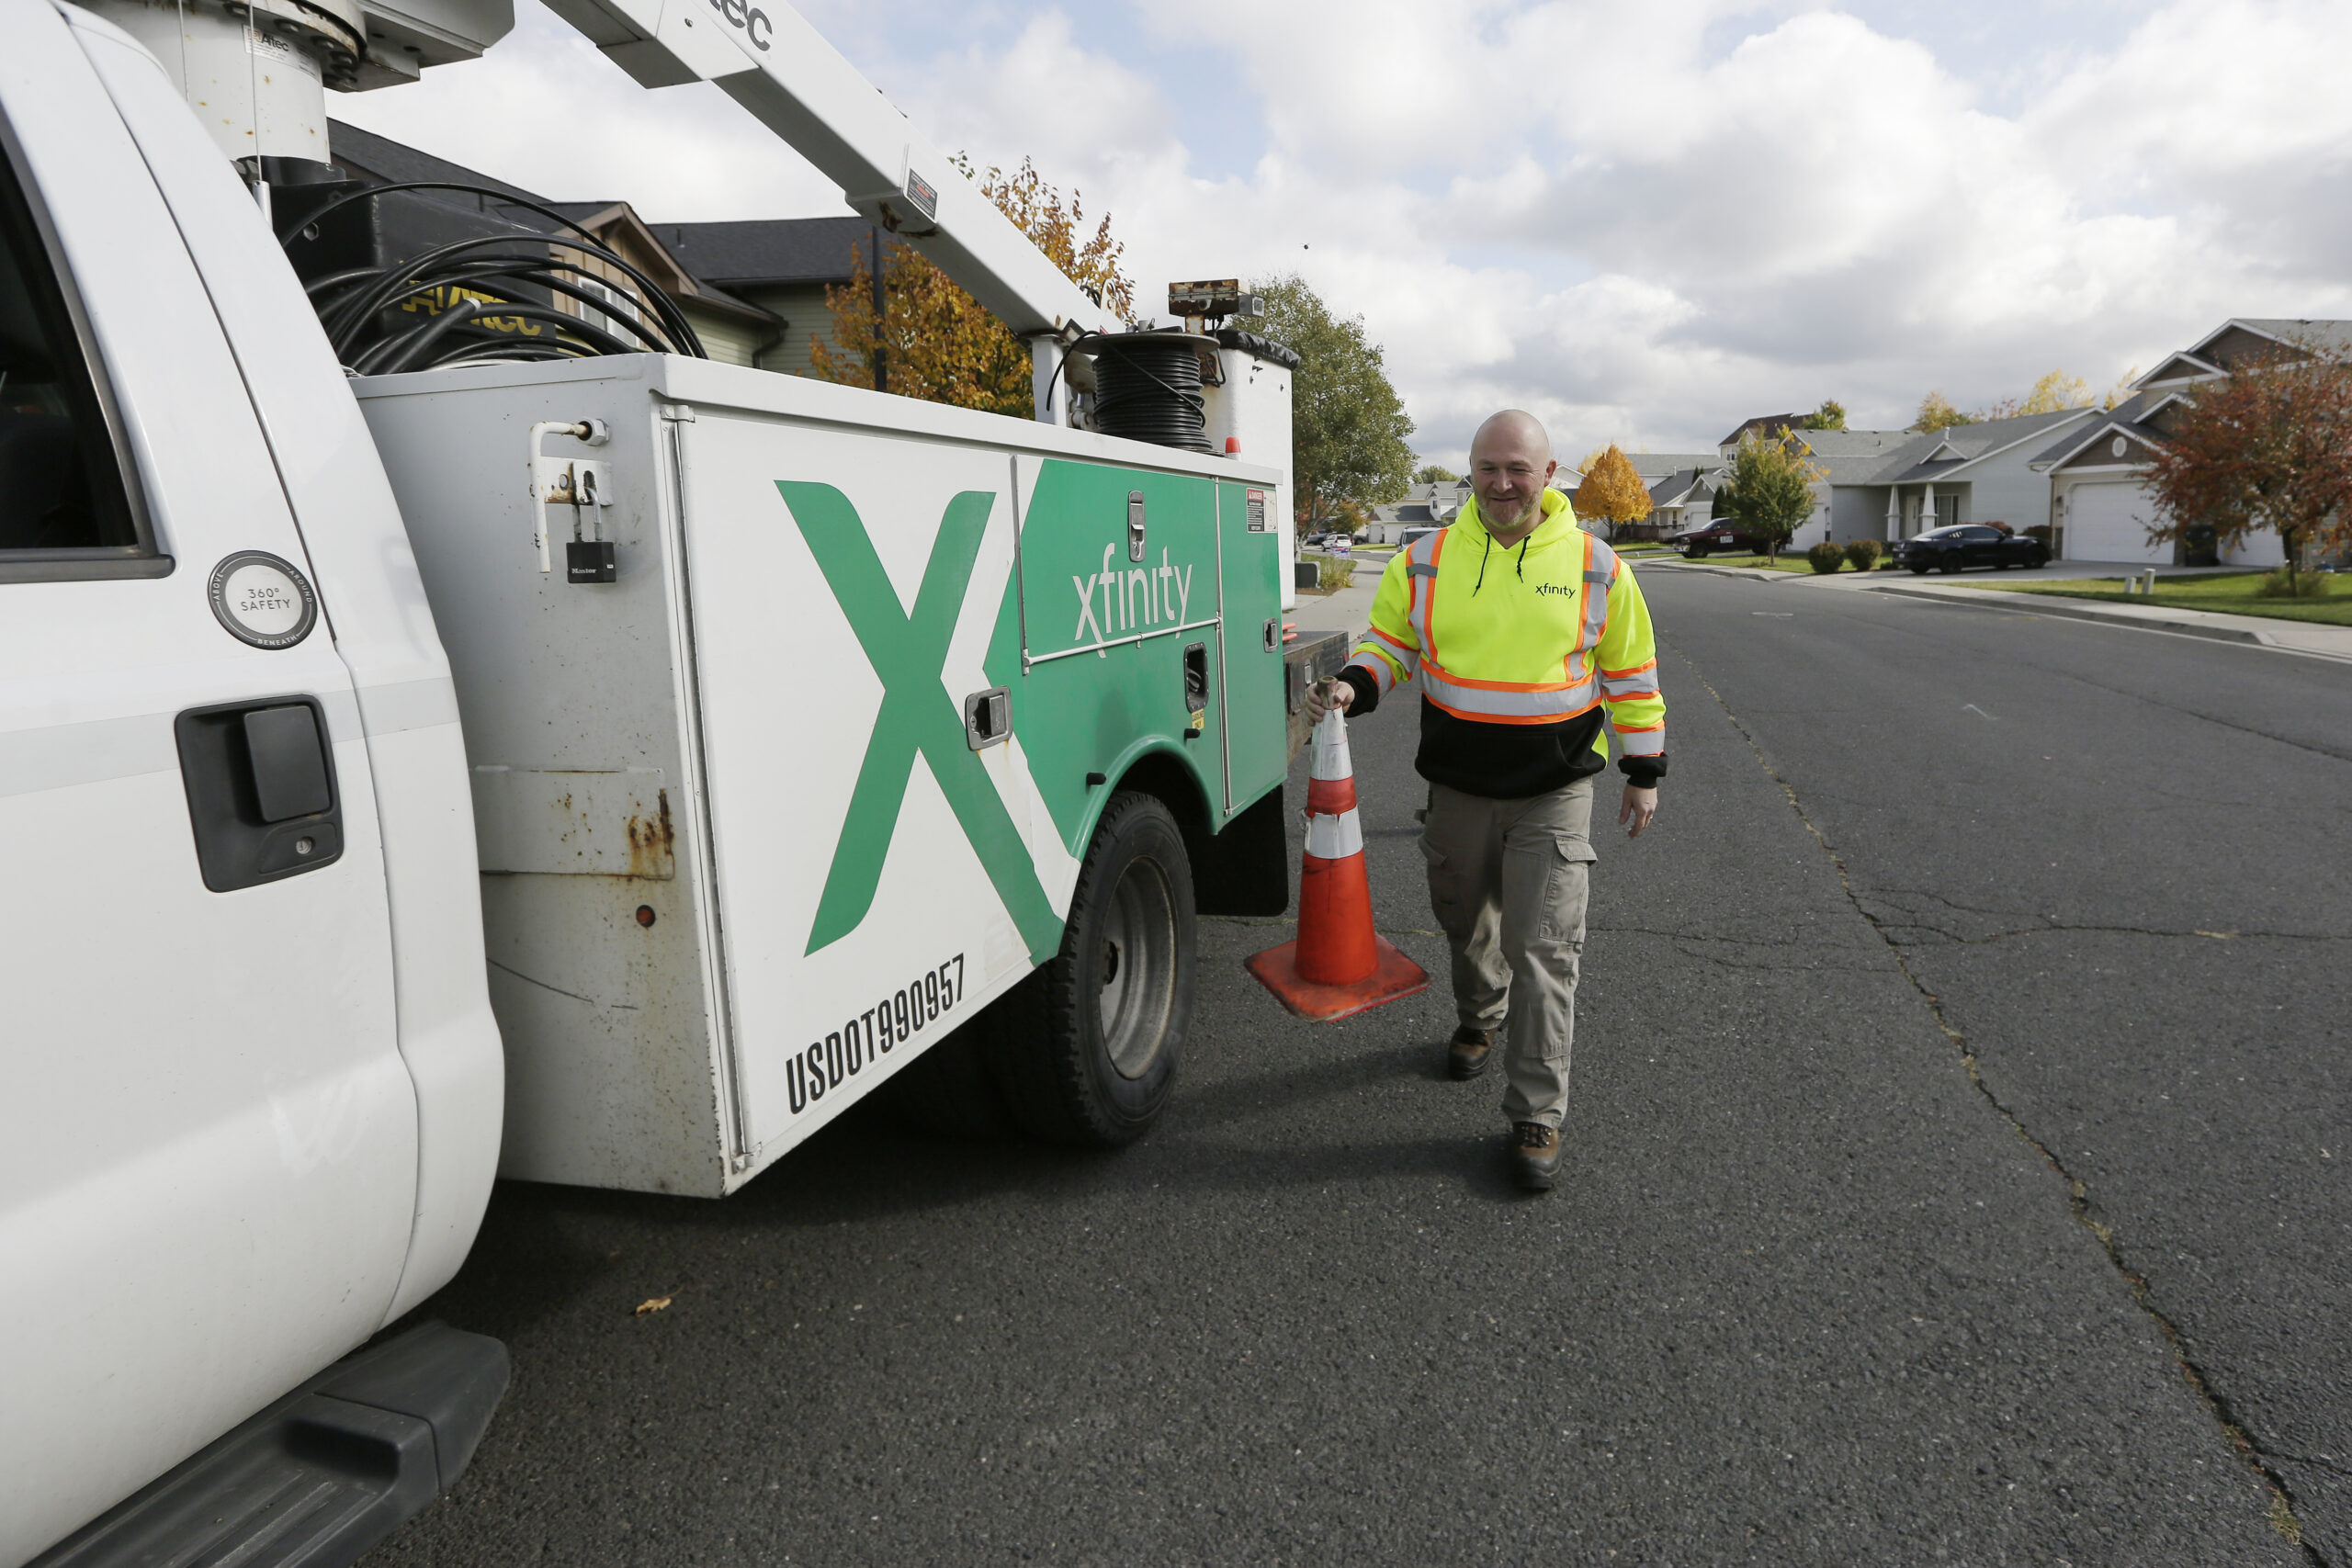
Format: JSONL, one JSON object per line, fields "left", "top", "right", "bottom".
{"left": 984, "top": 791, "right": 1194, "bottom": 1145}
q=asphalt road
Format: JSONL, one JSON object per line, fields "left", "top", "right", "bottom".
{"left": 368, "top": 571, "right": 2346, "bottom": 1566}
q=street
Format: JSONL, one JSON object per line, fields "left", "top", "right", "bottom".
{"left": 367, "top": 571, "right": 2350, "bottom": 1566}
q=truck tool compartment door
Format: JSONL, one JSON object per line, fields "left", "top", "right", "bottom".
{"left": 0, "top": 15, "right": 413, "bottom": 1561}
{"left": 1216, "top": 479, "right": 1286, "bottom": 814}
{"left": 673, "top": 418, "right": 1075, "bottom": 1163}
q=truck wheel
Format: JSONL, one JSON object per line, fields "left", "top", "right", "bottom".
{"left": 985, "top": 791, "right": 1194, "bottom": 1146}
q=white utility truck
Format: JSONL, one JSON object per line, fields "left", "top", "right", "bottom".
{"left": 0, "top": 0, "right": 1333, "bottom": 1559}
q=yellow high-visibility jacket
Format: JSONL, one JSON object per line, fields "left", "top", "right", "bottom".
{"left": 1339, "top": 488, "right": 1666, "bottom": 799}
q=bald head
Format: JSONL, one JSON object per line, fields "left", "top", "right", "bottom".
{"left": 1471, "top": 409, "right": 1553, "bottom": 465}
{"left": 1467, "top": 409, "right": 1557, "bottom": 540}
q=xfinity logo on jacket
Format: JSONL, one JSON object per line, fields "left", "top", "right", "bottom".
{"left": 1535, "top": 582, "right": 1578, "bottom": 597}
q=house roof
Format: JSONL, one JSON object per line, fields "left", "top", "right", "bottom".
{"left": 2030, "top": 413, "right": 2169, "bottom": 471}
{"left": 2135, "top": 351, "right": 2224, "bottom": 388}
{"left": 327, "top": 118, "right": 545, "bottom": 208}
{"left": 2028, "top": 391, "right": 2187, "bottom": 465}
{"left": 1623, "top": 452, "right": 1719, "bottom": 480}
{"left": 1774, "top": 427, "right": 1913, "bottom": 483}
{"left": 1717, "top": 412, "right": 1805, "bottom": 446}
{"left": 1847, "top": 408, "right": 2094, "bottom": 485}
{"left": 1645, "top": 468, "right": 1713, "bottom": 507}
{"left": 2199, "top": 318, "right": 2352, "bottom": 360}
{"left": 649, "top": 217, "right": 882, "bottom": 287}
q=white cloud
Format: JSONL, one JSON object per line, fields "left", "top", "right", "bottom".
{"left": 328, "top": 0, "right": 2352, "bottom": 468}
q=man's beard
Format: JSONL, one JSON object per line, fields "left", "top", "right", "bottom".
{"left": 1489, "top": 495, "right": 1538, "bottom": 531}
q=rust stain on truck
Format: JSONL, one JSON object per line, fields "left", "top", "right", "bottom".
{"left": 626, "top": 791, "right": 675, "bottom": 881}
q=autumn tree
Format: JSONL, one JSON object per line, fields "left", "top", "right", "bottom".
{"left": 1802, "top": 399, "right": 1848, "bottom": 430}
{"left": 1920, "top": 370, "right": 2101, "bottom": 432}
{"left": 1915, "top": 390, "right": 1975, "bottom": 433}
{"left": 810, "top": 156, "right": 1137, "bottom": 416}
{"left": 1983, "top": 368, "right": 2094, "bottom": 421}
{"left": 1236, "top": 275, "right": 1415, "bottom": 526}
{"left": 1415, "top": 463, "right": 1460, "bottom": 483}
{"left": 1570, "top": 446, "right": 1653, "bottom": 541}
{"left": 2144, "top": 343, "right": 2352, "bottom": 591}
{"left": 1712, "top": 426, "right": 1826, "bottom": 560}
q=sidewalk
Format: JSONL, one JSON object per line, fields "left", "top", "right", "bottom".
{"left": 1642, "top": 557, "right": 2352, "bottom": 663}
{"left": 1284, "top": 572, "right": 1377, "bottom": 642}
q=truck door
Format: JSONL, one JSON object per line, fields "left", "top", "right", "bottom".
{"left": 0, "top": 17, "right": 415, "bottom": 1559}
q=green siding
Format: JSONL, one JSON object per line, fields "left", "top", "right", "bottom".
{"left": 736, "top": 283, "right": 851, "bottom": 378}
{"left": 681, "top": 303, "right": 759, "bottom": 367}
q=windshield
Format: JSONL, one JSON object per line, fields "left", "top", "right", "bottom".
{"left": 1917, "top": 526, "right": 1965, "bottom": 539}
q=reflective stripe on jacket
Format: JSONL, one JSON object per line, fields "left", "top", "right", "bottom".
{"left": 1343, "top": 488, "right": 1666, "bottom": 797}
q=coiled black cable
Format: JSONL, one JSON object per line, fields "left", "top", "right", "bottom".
{"left": 1089, "top": 336, "right": 1213, "bottom": 453}
{"left": 272, "top": 178, "right": 708, "bottom": 373}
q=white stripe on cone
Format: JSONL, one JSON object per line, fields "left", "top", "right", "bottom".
{"left": 1310, "top": 707, "right": 1352, "bottom": 781}
{"left": 1306, "top": 807, "right": 1364, "bottom": 860}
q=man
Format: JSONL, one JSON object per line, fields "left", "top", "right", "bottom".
{"left": 1308, "top": 410, "right": 1665, "bottom": 1190}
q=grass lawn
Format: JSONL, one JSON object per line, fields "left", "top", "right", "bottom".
{"left": 1974, "top": 570, "right": 2352, "bottom": 626}
{"left": 1663, "top": 551, "right": 1872, "bottom": 574}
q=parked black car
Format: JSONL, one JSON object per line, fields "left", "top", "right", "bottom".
{"left": 1670, "top": 521, "right": 1766, "bottom": 558}
{"left": 1893, "top": 525, "right": 2050, "bottom": 573}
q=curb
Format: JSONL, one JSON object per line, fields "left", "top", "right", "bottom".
{"left": 1868, "top": 584, "right": 2269, "bottom": 645}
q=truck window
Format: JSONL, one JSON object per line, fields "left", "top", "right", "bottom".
{"left": 0, "top": 121, "right": 151, "bottom": 573}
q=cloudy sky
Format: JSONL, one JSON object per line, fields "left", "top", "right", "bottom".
{"left": 332, "top": 0, "right": 2352, "bottom": 467}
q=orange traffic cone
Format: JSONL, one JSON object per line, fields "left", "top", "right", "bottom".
{"left": 1244, "top": 706, "right": 1430, "bottom": 1021}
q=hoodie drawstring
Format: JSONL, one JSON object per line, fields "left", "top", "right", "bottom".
{"left": 1473, "top": 532, "right": 1493, "bottom": 596}
{"left": 1516, "top": 536, "right": 1530, "bottom": 581}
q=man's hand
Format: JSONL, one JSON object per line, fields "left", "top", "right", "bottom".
{"left": 1306, "top": 677, "right": 1354, "bottom": 722}
{"left": 1619, "top": 784, "right": 1657, "bottom": 838}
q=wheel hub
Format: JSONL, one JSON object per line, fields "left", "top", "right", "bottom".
{"left": 1097, "top": 855, "right": 1177, "bottom": 1079}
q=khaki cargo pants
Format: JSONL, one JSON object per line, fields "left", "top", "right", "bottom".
{"left": 1418, "top": 778, "right": 1596, "bottom": 1130}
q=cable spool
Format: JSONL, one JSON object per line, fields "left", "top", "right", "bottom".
{"left": 1088, "top": 335, "right": 1214, "bottom": 453}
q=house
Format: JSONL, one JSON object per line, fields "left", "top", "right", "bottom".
{"left": 1818, "top": 411, "right": 2098, "bottom": 550}
{"left": 1707, "top": 423, "right": 1930, "bottom": 552}
{"left": 649, "top": 217, "right": 899, "bottom": 378}
{"left": 326, "top": 121, "right": 785, "bottom": 365}
{"left": 1623, "top": 452, "right": 1724, "bottom": 538}
{"left": 2026, "top": 319, "right": 2352, "bottom": 565}
{"left": 1361, "top": 479, "right": 1472, "bottom": 542}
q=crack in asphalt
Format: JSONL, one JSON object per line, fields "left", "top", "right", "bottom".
{"left": 1673, "top": 644, "right": 2333, "bottom": 1566}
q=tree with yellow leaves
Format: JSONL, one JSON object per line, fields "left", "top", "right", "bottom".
{"left": 1571, "top": 446, "right": 1653, "bottom": 541}
{"left": 810, "top": 156, "right": 1138, "bottom": 416}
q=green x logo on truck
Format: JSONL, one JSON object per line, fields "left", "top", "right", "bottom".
{"left": 778, "top": 482, "right": 1061, "bottom": 961}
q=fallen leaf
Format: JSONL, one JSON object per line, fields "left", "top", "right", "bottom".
{"left": 635, "top": 1295, "right": 673, "bottom": 1315}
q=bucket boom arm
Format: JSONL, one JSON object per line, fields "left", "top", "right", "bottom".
{"left": 537, "top": 0, "right": 1112, "bottom": 414}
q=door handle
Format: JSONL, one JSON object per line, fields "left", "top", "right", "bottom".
{"left": 175, "top": 696, "right": 344, "bottom": 891}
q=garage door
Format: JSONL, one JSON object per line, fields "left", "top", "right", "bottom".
{"left": 2064, "top": 482, "right": 2169, "bottom": 564}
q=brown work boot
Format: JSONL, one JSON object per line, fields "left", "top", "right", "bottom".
{"left": 1446, "top": 1025, "right": 1494, "bottom": 1081}
{"left": 1510, "top": 1122, "right": 1562, "bottom": 1191}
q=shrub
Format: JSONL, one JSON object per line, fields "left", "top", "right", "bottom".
{"left": 2256, "top": 568, "right": 2332, "bottom": 599}
{"left": 1844, "top": 538, "right": 1883, "bottom": 571}
{"left": 1317, "top": 556, "right": 1357, "bottom": 592}
{"left": 1806, "top": 541, "right": 1846, "bottom": 574}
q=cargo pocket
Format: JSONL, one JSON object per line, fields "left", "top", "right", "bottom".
{"left": 1419, "top": 834, "right": 1464, "bottom": 930}
{"left": 1536, "top": 831, "right": 1595, "bottom": 943}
